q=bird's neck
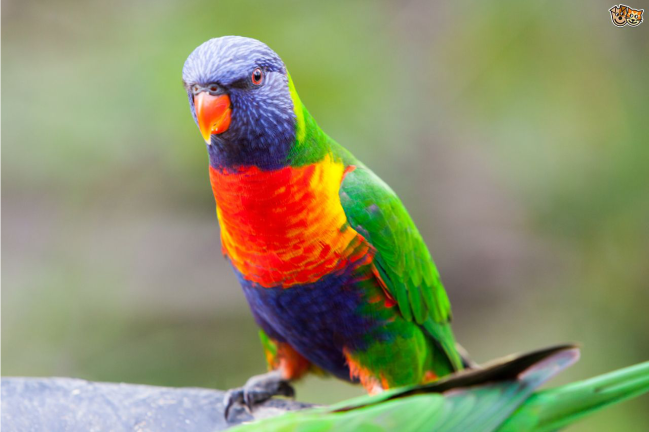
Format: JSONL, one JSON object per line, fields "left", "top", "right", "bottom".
{"left": 207, "top": 74, "right": 330, "bottom": 172}
{"left": 206, "top": 105, "right": 329, "bottom": 171}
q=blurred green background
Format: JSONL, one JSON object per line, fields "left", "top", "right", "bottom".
{"left": 3, "top": 0, "right": 648, "bottom": 430}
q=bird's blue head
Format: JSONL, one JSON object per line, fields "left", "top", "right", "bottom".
{"left": 183, "top": 36, "right": 298, "bottom": 170}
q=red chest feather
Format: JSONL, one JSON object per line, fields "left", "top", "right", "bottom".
{"left": 209, "top": 155, "right": 370, "bottom": 288}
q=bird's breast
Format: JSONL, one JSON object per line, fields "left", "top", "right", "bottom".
{"left": 209, "top": 154, "right": 371, "bottom": 288}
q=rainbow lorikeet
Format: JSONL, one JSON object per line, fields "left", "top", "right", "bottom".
{"left": 228, "top": 345, "right": 649, "bottom": 431}
{"left": 182, "top": 36, "right": 466, "bottom": 416}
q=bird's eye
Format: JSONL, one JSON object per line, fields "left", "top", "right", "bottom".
{"left": 191, "top": 84, "right": 201, "bottom": 95}
{"left": 208, "top": 84, "right": 220, "bottom": 94}
{"left": 251, "top": 67, "right": 264, "bottom": 86}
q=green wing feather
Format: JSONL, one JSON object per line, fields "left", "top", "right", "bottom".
{"left": 230, "top": 346, "right": 592, "bottom": 432}
{"left": 230, "top": 346, "right": 648, "bottom": 431}
{"left": 498, "top": 360, "right": 649, "bottom": 432}
{"left": 337, "top": 162, "right": 462, "bottom": 371}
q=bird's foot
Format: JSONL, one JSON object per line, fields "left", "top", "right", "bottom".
{"left": 223, "top": 370, "right": 295, "bottom": 421}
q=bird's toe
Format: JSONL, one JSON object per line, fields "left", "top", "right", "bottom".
{"left": 223, "top": 371, "right": 296, "bottom": 421}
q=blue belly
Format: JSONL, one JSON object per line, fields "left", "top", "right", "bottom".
{"left": 235, "top": 264, "right": 388, "bottom": 381}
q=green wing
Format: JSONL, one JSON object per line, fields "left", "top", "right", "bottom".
{"left": 229, "top": 346, "right": 585, "bottom": 432}
{"left": 499, "top": 360, "right": 649, "bottom": 431}
{"left": 338, "top": 164, "right": 463, "bottom": 371}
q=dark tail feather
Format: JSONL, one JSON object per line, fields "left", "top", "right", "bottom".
{"left": 380, "top": 344, "right": 579, "bottom": 403}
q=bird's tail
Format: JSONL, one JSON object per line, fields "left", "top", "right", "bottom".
{"left": 498, "top": 360, "right": 649, "bottom": 432}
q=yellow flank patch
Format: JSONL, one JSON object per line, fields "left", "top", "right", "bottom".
{"left": 287, "top": 72, "right": 306, "bottom": 144}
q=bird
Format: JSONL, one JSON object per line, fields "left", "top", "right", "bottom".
{"left": 227, "top": 345, "right": 649, "bottom": 431}
{"left": 182, "top": 35, "right": 466, "bottom": 418}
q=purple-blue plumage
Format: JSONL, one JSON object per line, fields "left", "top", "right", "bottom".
{"left": 183, "top": 37, "right": 296, "bottom": 170}
{"left": 235, "top": 262, "right": 398, "bottom": 382}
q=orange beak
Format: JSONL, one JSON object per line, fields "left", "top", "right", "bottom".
{"left": 194, "top": 92, "right": 232, "bottom": 144}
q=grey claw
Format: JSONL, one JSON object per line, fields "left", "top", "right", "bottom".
{"left": 243, "top": 388, "right": 268, "bottom": 409}
{"left": 223, "top": 387, "right": 245, "bottom": 421}
{"left": 222, "top": 371, "right": 296, "bottom": 421}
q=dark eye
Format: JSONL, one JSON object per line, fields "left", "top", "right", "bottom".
{"left": 208, "top": 84, "right": 220, "bottom": 94}
{"left": 191, "top": 84, "right": 201, "bottom": 95}
{"left": 251, "top": 67, "right": 263, "bottom": 86}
